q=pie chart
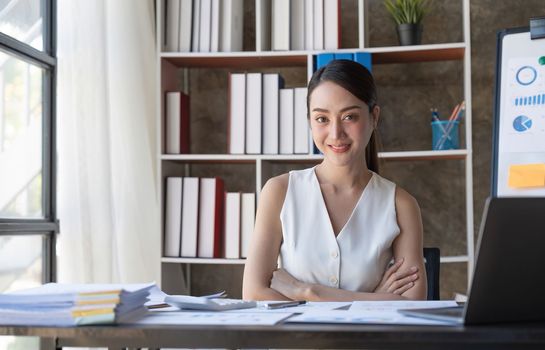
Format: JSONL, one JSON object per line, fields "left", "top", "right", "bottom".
{"left": 513, "top": 115, "right": 532, "bottom": 132}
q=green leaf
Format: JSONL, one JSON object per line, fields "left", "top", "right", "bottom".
{"left": 383, "top": 0, "right": 430, "bottom": 25}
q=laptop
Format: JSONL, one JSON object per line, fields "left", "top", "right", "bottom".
{"left": 400, "top": 197, "right": 545, "bottom": 325}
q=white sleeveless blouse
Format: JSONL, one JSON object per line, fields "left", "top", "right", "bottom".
{"left": 279, "top": 166, "right": 400, "bottom": 292}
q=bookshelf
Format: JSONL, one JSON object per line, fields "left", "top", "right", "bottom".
{"left": 161, "top": 150, "right": 468, "bottom": 162}
{"left": 156, "top": 0, "right": 474, "bottom": 297}
{"left": 161, "top": 42, "right": 465, "bottom": 67}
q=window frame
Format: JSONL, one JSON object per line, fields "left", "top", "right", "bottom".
{"left": 0, "top": 0, "right": 58, "bottom": 283}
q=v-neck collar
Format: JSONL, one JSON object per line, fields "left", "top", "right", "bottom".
{"left": 312, "top": 166, "right": 375, "bottom": 240}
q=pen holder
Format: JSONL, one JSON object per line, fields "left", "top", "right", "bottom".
{"left": 431, "top": 120, "right": 460, "bottom": 150}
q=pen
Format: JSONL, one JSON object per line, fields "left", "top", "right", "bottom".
{"left": 447, "top": 103, "right": 461, "bottom": 122}
{"left": 449, "top": 101, "right": 465, "bottom": 122}
{"left": 430, "top": 108, "right": 441, "bottom": 122}
{"left": 265, "top": 300, "right": 306, "bottom": 309}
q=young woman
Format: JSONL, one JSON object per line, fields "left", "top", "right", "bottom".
{"left": 242, "top": 60, "right": 427, "bottom": 301}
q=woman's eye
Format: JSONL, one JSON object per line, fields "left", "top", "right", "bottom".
{"left": 343, "top": 114, "right": 354, "bottom": 121}
{"left": 315, "top": 116, "right": 327, "bottom": 123}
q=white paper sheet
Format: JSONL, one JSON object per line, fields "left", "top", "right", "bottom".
{"left": 145, "top": 289, "right": 228, "bottom": 311}
{"left": 224, "top": 301, "right": 351, "bottom": 313}
{"left": 285, "top": 301, "right": 459, "bottom": 326}
{"left": 145, "top": 285, "right": 169, "bottom": 308}
{"left": 286, "top": 310, "right": 455, "bottom": 326}
{"left": 15, "top": 282, "right": 156, "bottom": 295}
{"left": 349, "top": 300, "right": 458, "bottom": 312}
{"left": 132, "top": 311, "right": 293, "bottom": 325}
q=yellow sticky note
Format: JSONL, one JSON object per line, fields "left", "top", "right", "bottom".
{"left": 508, "top": 163, "right": 545, "bottom": 188}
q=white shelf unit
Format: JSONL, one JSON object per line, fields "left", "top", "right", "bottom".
{"left": 162, "top": 257, "right": 247, "bottom": 265}
{"left": 161, "top": 255, "right": 469, "bottom": 265}
{"left": 161, "top": 149, "right": 468, "bottom": 162}
{"left": 160, "top": 43, "right": 466, "bottom": 67}
{"left": 156, "top": 0, "right": 474, "bottom": 293}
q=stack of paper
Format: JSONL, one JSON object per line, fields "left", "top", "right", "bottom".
{"left": 0, "top": 282, "right": 155, "bottom": 326}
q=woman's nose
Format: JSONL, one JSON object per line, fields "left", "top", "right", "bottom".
{"left": 329, "top": 120, "right": 345, "bottom": 139}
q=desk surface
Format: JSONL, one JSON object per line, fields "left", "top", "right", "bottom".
{"left": 2, "top": 322, "right": 545, "bottom": 349}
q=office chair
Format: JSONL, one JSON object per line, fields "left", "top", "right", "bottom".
{"left": 423, "top": 247, "right": 440, "bottom": 300}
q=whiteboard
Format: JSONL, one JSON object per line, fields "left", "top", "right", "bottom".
{"left": 492, "top": 27, "right": 545, "bottom": 197}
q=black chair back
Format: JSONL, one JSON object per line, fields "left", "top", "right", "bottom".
{"left": 423, "top": 247, "right": 440, "bottom": 300}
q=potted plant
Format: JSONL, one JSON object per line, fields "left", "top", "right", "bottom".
{"left": 384, "top": 0, "right": 430, "bottom": 46}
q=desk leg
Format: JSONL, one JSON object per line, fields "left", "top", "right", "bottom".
{"left": 186, "top": 263, "right": 191, "bottom": 295}
{"left": 39, "top": 337, "right": 58, "bottom": 350}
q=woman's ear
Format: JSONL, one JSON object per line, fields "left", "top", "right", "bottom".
{"left": 372, "top": 105, "right": 381, "bottom": 129}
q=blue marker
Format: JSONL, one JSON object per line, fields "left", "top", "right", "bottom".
{"left": 431, "top": 108, "right": 440, "bottom": 121}
{"left": 431, "top": 108, "right": 452, "bottom": 147}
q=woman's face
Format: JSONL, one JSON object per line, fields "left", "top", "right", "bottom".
{"left": 308, "top": 81, "right": 379, "bottom": 167}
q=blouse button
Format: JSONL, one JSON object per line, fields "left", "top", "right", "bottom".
{"left": 331, "top": 251, "right": 339, "bottom": 258}
{"left": 329, "top": 276, "right": 338, "bottom": 285}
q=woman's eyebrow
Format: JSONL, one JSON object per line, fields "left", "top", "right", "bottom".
{"left": 311, "top": 105, "right": 362, "bottom": 113}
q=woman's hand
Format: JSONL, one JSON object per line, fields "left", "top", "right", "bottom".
{"left": 270, "top": 268, "right": 309, "bottom": 300}
{"left": 374, "top": 258, "right": 419, "bottom": 295}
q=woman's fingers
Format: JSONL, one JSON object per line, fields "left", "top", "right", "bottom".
{"left": 393, "top": 281, "right": 415, "bottom": 295}
{"left": 384, "top": 257, "right": 404, "bottom": 279}
{"left": 388, "top": 272, "right": 419, "bottom": 293}
{"left": 387, "top": 266, "right": 418, "bottom": 284}
{"left": 375, "top": 260, "right": 419, "bottom": 295}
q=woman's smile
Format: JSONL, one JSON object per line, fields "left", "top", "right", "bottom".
{"left": 328, "top": 144, "right": 351, "bottom": 153}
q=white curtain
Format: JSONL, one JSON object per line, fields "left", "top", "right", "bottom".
{"left": 57, "top": 0, "right": 160, "bottom": 284}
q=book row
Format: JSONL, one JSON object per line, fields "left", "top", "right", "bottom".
{"left": 164, "top": 53, "right": 372, "bottom": 155}
{"left": 163, "top": 0, "right": 341, "bottom": 53}
{"left": 164, "top": 177, "right": 255, "bottom": 259}
{"left": 164, "top": 0, "right": 243, "bottom": 52}
{"left": 271, "top": 0, "right": 340, "bottom": 51}
{"left": 229, "top": 73, "right": 311, "bottom": 155}
{"left": 164, "top": 77, "right": 310, "bottom": 156}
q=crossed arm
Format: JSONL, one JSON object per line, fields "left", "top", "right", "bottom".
{"left": 242, "top": 175, "right": 427, "bottom": 301}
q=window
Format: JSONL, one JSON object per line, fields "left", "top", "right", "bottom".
{"left": 0, "top": 0, "right": 56, "bottom": 297}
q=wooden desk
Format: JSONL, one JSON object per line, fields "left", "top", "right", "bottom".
{"left": 2, "top": 322, "right": 545, "bottom": 350}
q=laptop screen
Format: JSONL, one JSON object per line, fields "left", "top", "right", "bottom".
{"left": 464, "top": 197, "right": 545, "bottom": 324}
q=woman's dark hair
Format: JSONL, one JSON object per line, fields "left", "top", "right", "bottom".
{"left": 307, "top": 59, "right": 380, "bottom": 173}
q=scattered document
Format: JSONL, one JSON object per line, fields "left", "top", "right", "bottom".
{"left": 454, "top": 293, "right": 468, "bottom": 303}
{"left": 349, "top": 300, "right": 458, "bottom": 312}
{"left": 286, "top": 309, "right": 455, "bottom": 326}
{"left": 134, "top": 311, "right": 293, "bottom": 326}
{"left": 224, "top": 301, "right": 351, "bottom": 313}
{"left": 261, "top": 300, "right": 351, "bottom": 312}
{"left": 287, "top": 301, "right": 459, "bottom": 326}
{"left": 145, "top": 285, "right": 177, "bottom": 311}
{"left": 165, "top": 295, "right": 256, "bottom": 311}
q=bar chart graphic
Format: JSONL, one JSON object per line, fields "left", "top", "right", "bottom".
{"left": 514, "top": 93, "right": 545, "bottom": 106}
